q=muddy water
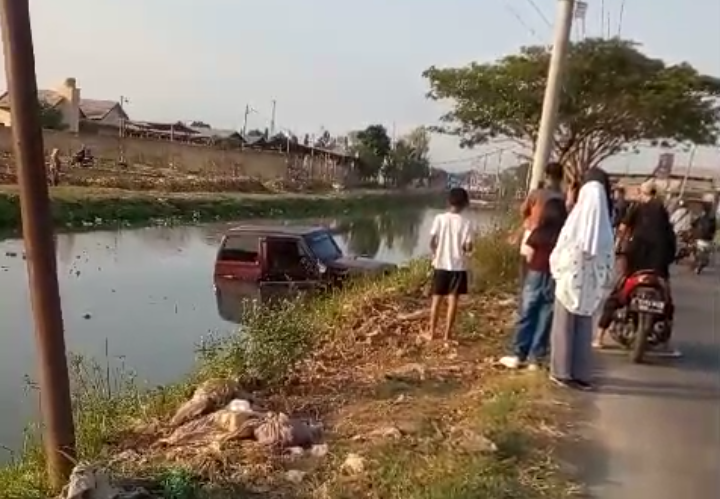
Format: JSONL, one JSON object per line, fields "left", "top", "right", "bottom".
{"left": 0, "top": 207, "right": 498, "bottom": 451}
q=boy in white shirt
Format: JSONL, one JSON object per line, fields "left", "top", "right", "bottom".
{"left": 427, "top": 187, "right": 474, "bottom": 342}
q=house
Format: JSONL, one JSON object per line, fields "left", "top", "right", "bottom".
{"left": 0, "top": 77, "right": 128, "bottom": 132}
{"left": 79, "top": 98, "right": 128, "bottom": 127}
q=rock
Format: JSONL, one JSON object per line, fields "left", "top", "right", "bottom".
{"left": 287, "top": 446, "right": 305, "bottom": 457}
{"left": 395, "top": 420, "right": 423, "bottom": 436}
{"left": 170, "top": 377, "right": 244, "bottom": 427}
{"left": 284, "top": 470, "right": 307, "bottom": 484}
{"left": 211, "top": 409, "right": 258, "bottom": 436}
{"left": 226, "top": 399, "right": 254, "bottom": 413}
{"left": 369, "top": 426, "right": 402, "bottom": 440}
{"left": 310, "top": 443, "right": 329, "bottom": 457}
{"left": 341, "top": 453, "right": 365, "bottom": 474}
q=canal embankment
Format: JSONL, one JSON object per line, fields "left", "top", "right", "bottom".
{"left": 0, "top": 186, "right": 442, "bottom": 231}
{"left": 0, "top": 228, "right": 577, "bottom": 499}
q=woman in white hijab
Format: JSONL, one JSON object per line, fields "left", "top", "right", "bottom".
{"left": 549, "top": 167, "right": 615, "bottom": 390}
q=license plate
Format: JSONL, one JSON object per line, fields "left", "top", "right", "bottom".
{"left": 630, "top": 297, "right": 665, "bottom": 314}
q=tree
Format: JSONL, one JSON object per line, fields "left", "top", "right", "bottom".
{"left": 383, "top": 140, "right": 430, "bottom": 187}
{"left": 351, "top": 124, "right": 392, "bottom": 181}
{"left": 39, "top": 101, "right": 66, "bottom": 130}
{"left": 383, "top": 126, "right": 431, "bottom": 187}
{"left": 404, "top": 126, "right": 430, "bottom": 159}
{"left": 423, "top": 38, "right": 720, "bottom": 181}
{"left": 189, "top": 120, "right": 211, "bottom": 128}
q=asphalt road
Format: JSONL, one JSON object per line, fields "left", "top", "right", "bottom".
{"left": 578, "top": 263, "right": 720, "bottom": 499}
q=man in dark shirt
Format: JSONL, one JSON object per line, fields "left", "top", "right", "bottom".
{"left": 612, "top": 186, "right": 628, "bottom": 229}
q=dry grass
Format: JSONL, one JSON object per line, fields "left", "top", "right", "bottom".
{"left": 0, "top": 234, "right": 578, "bottom": 498}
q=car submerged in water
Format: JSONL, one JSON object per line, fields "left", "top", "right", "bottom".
{"left": 213, "top": 224, "right": 396, "bottom": 320}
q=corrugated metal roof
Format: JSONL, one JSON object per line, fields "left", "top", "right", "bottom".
{"left": 80, "top": 99, "right": 126, "bottom": 120}
{"left": 189, "top": 126, "right": 242, "bottom": 140}
{"left": 0, "top": 89, "right": 66, "bottom": 109}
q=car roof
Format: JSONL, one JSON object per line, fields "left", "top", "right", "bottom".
{"left": 226, "top": 224, "right": 327, "bottom": 237}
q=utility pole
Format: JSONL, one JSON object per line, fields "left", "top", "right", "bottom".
{"left": 528, "top": 0, "right": 575, "bottom": 190}
{"left": 678, "top": 145, "right": 697, "bottom": 200}
{"left": 0, "top": 0, "right": 76, "bottom": 489}
{"left": 242, "top": 104, "right": 250, "bottom": 136}
{"left": 270, "top": 100, "right": 277, "bottom": 137}
{"left": 118, "top": 95, "right": 129, "bottom": 137}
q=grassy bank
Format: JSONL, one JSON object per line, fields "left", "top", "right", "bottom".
{"left": 0, "top": 232, "right": 576, "bottom": 499}
{"left": 0, "top": 186, "right": 442, "bottom": 231}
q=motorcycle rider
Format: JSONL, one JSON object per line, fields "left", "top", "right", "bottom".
{"left": 670, "top": 199, "right": 693, "bottom": 236}
{"left": 612, "top": 186, "right": 629, "bottom": 229}
{"left": 594, "top": 181, "right": 679, "bottom": 355}
{"left": 691, "top": 201, "right": 717, "bottom": 272}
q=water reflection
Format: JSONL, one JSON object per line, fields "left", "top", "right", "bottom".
{"left": 338, "top": 208, "right": 424, "bottom": 258}
{"left": 0, "top": 206, "right": 496, "bottom": 451}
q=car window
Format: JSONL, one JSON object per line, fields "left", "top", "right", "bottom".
{"left": 219, "top": 234, "right": 259, "bottom": 262}
{"left": 304, "top": 232, "right": 342, "bottom": 261}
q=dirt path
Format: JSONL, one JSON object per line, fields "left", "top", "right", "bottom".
{"left": 578, "top": 264, "right": 720, "bottom": 498}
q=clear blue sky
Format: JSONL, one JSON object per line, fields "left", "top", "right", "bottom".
{"left": 4, "top": 0, "right": 720, "bottom": 172}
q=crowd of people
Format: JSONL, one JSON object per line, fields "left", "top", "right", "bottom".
{"left": 427, "top": 164, "right": 717, "bottom": 391}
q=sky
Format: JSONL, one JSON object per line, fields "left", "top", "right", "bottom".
{"left": 2, "top": 0, "right": 720, "bottom": 174}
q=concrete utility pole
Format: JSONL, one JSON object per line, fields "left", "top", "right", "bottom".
{"left": 270, "top": 99, "right": 277, "bottom": 137}
{"left": 528, "top": 0, "right": 576, "bottom": 190}
{"left": 0, "top": 0, "right": 76, "bottom": 489}
{"left": 242, "top": 104, "right": 251, "bottom": 136}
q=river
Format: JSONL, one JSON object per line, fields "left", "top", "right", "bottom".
{"left": 0, "top": 206, "right": 497, "bottom": 452}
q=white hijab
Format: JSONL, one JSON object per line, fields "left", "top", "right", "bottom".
{"left": 550, "top": 181, "right": 615, "bottom": 316}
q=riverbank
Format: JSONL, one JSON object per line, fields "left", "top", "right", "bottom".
{"left": 0, "top": 233, "right": 576, "bottom": 498}
{"left": 0, "top": 187, "right": 442, "bottom": 231}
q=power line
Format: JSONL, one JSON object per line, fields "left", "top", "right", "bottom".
{"left": 523, "top": 0, "right": 552, "bottom": 28}
{"left": 617, "top": 0, "right": 627, "bottom": 36}
{"left": 502, "top": 1, "right": 543, "bottom": 42}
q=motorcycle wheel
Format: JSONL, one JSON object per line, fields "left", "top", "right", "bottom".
{"left": 630, "top": 313, "right": 652, "bottom": 364}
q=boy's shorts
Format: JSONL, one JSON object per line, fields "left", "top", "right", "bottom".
{"left": 431, "top": 269, "right": 468, "bottom": 296}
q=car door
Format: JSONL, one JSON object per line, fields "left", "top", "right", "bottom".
{"left": 261, "top": 236, "right": 319, "bottom": 292}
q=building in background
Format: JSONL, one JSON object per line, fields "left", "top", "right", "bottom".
{"left": 0, "top": 77, "right": 127, "bottom": 132}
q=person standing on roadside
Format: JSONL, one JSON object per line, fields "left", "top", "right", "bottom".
{"left": 426, "top": 187, "right": 474, "bottom": 343}
{"left": 48, "top": 147, "right": 61, "bottom": 186}
{"left": 612, "top": 186, "right": 629, "bottom": 229}
{"left": 499, "top": 197, "right": 568, "bottom": 370}
{"left": 548, "top": 167, "right": 615, "bottom": 390}
{"left": 514, "top": 162, "right": 566, "bottom": 289}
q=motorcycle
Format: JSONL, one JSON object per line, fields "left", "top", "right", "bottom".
{"left": 674, "top": 231, "right": 694, "bottom": 262}
{"left": 693, "top": 239, "right": 713, "bottom": 274}
{"left": 607, "top": 270, "right": 673, "bottom": 364}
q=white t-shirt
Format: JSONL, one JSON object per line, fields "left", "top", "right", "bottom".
{"left": 430, "top": 212, "right": 474, "bottom": 271}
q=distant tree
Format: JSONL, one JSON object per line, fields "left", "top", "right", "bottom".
{"left": 423, "top": 37, "right": 720, "bottom": 182}
{"left": 404, "top": 126, "right": 431, "bottom": 159}
{"left": 246, "top": 129, "right": 264, "bottom": 137}
{"left": 39, "top": 101, "right": 66, "bottom": 130}
{"left": 189, "top": 121, "right": 211, "bottom": 128}
{"left": 351, "top": 124, "right": 392, "bottom": 181}
{"left": 382, "top": 126, "right": 431, "bottom": 187}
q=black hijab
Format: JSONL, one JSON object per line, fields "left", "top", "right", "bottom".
{"left": 583, "top": 167, "right": 613, "bottom": 214}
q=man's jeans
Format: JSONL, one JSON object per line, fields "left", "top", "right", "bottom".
{"left": 513, "top": 270, "right": 555, "bottom": 362}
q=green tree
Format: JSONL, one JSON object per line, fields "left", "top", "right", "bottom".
{"left": 352, "top": 124, "right": 392, "bottom": 181}
{"left": 384, "top": 140, "right": 430, "bottom": 187}
{"left": 382, "top": 126, "right": 431, "bottom": 187}
{"left": 423, "top": 38, "right": 720, "bottom": 181}
{"left": 38, "top": 101, "right": 66, "bottom": 130}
